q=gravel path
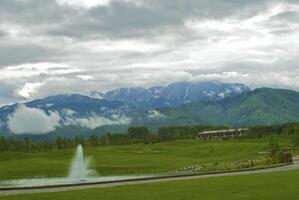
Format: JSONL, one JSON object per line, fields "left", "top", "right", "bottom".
{"left": 1, "top": 160, "right": 299, "bottom": 197}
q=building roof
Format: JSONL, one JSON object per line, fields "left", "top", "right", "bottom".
{"left": 197, "top": 128, "right": 249, "bottom": 135}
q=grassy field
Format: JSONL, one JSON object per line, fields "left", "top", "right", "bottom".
{"left": 2, "top": 169, "right": 299, "bottom": 200}
{"left": 0, "top": 136, "right": 292, "bottom": 180}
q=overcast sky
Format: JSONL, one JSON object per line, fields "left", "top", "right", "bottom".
{"left": 0, "top": 0, "right": 299, "bottom": 105}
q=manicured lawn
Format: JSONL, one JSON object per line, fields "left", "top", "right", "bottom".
{"left": 0, "top": 137, "right": 290, "bottom": 180}
{"left": 2, "top": 169, "right": 299, "bottom": 200}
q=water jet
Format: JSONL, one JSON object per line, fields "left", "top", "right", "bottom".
{"left": 0, "top": 145, "right": 153, "bottom": 189}
{"left": 68, "top": 145, "right": 95, "bottom": 181}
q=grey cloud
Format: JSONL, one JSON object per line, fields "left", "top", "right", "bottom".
{"left": 271, "top": 10, "right": 299, "bottom": 22}
{"left": 46, "top": 1, "right": 181, "bottom": 39}
{"left": 0, "top": 0, "right": 298, "bottom": 40}
{"left": 0, "top": 44, "right": 63, "bottom": 67}
{"left": 45, "top": 0, "right": 266, "bottom": 40}
{"left": 0, "top": 0, "right": 299, "bottom": 105}
{"left": 263, "top": 10, "right": 299, "bottom": 35}
{"left": 0, "top": 0, "right": 75, "bottom": 26}
{"left": 0, "top": 81, "right": 23, "bottom": 106}
{"left": 0, "top": 29, "right": 7, "bottom": 37}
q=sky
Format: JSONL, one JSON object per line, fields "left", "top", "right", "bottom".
{"left": 0, "top": 0, "right": 299, "bottom": 106}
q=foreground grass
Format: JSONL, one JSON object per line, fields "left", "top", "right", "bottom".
{"left": 0, "top": 138, "right": 276, "bottom": 180}
{"left": 2, "top": 169, "right": 299, "bottom": 200}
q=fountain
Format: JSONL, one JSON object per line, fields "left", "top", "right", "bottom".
{"left": 0, "top": 145, "right": 154, "bottom": 189}
{"left": 68, "top": 145, "right": 95, "bottom": 180}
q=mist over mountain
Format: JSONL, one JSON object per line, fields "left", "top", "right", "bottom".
{"left": 0, "top": 81, "right": 250, "bottom": 136}
{"left": 0, "top": 94, "right": 132, "bottom": 134}
{"left": 3, "top": 81, "right": 299, "bottom": 137}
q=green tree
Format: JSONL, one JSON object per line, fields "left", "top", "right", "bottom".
{"left": 24, "top": 137, "right": 32, "bottom": 153}
{"left": 269, "top": 135, "right": 280, "bottom": 156}
{"left": 128, "top": 127, "right": 150, "bottom": 144}
{"left": 88, "top": 134, "right": 100, "bottom": 147}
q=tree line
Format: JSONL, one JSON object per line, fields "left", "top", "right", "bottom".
{"left": 0, "top": 125, "right": 224, "bottom": 153}
{"left": 2, "top": 122, "right": 299, "bottom": 153}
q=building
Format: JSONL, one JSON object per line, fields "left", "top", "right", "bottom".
{"left": 196, "top": 128, "right": 249, "bottom": 140}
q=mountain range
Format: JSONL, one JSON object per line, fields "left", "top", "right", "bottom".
{"left": 2, "top": 81, "right": 299, "bottom": 137}
{"left": 0, "top": 81, "right": 250, "bottom": 132}
{"left": 134, "top": 87, "right": 299, "bottom": 128}
{"left": 91, "top": 81, "right": 250, "bottom": 110}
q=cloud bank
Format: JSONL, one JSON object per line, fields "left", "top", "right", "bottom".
{"left": 7, "top": 105, "right": 60, "bottom": 134}
{"left": 7, "top": 106, "right": 132, "bottom": 134}
{"left": 0, "top": 0, "right": 299, "bottom": 105}
{"left": 62, "top": 109, "right": 131, "bottom": 129}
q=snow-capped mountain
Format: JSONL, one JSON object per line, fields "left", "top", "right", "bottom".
{"left": 0, "top": 81, "right": 250, "bottom": 135}
{"left": 100, "top": 81, "right": 250, "bottom": 109}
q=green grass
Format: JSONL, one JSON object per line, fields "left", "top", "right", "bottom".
{"left": 2, "top": 169, "right": 299, "bottom": 200}
{"left": 0, "top": 136, "right": 292, "bottom": 180}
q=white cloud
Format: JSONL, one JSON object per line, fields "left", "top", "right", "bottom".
{"left": 56, "top": 0, "right": 113, "bottom": 8}
{"left": 61, "top": 108, "right": 77, "bottom": 117}
{"left": 1, "top": 1, "right": 299, "bottom": 105}
{"left": 0, "top": 63, "right": 82, "bottom": 80}
{"left": 17, "top": 82, "right": 44, "bottom": 99}
{"left": 56, "top": 0, "right": 141, "bottom": 9}
{"left": 147, "top": 110, "right": 166, "bottom": 119}
{"left": 62, "top": 109, "right": 131, "bottom": 129}
{"left": 7, "top": 105, "right": 61, "bottom": 134}
{"left": 182, "top": 3, "right": 299, "bottom": 69}
{"left": 78, "top": 39, "right": 164, "bottom": 54}
{"left": 76, "top": 75, "right": 94, "bottom": 80}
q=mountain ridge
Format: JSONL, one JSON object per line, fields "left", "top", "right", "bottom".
{"left": 97, "top": 81, "right": 250, "bottom": 109}
{"left": 3, "top": 82, "right": 299, "bottom": 137}
{"left": 137, "top": 87, "right": 299, "bottom": 127}
{"left": 0, "top": 81, "right": 250, "bottom": 135}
